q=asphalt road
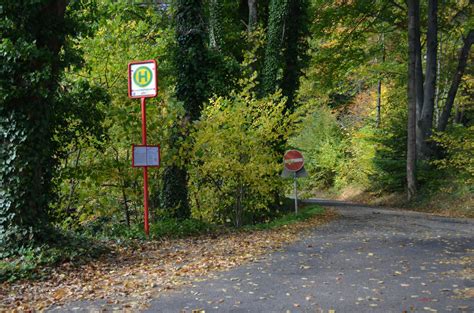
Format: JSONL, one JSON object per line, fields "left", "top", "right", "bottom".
{"left": 146, "top": 199, "right": 473, "bottom": 313}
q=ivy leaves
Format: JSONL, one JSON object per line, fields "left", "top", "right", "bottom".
{"left": 0, "top": 0, "right": 109, "bottom": 253}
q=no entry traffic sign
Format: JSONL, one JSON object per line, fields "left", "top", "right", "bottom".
{"left": 284, "top": 150, "right": 304, "bottom": 172}
{"left": 283, "top": 150, "right": 305, "bottom": 215}
{"left": 128, "top": 60, "right": 158, "bottom": 98}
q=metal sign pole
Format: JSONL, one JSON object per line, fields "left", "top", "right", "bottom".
{"left": 141, "top": 97, "right": 149, "bottom": 236}
{"left": 294, "top": 171, "right": 298, "bottom": 214}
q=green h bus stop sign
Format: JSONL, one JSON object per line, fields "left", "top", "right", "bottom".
{"left": 128, "top": 60, "right": 158, "bottom": 98}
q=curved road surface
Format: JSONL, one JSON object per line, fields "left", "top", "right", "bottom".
{"left": 147, "top": 200, "right": 473, "bottom": 313}
{"left": 55, "top": 200, "right": 474, "bottom": 312}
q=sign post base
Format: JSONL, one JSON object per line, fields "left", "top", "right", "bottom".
{"left": 294, "top": 172, "right": 298, "bottom": 214}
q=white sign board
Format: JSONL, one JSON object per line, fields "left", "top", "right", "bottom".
{"left": 133, "top": 145, "right": 160, "bottom": 167}
{"left": 128, "top": 60, "right": 158, "bottom": 98}
{"left": 146, "top": 146, "right": 159, "bottom": 166}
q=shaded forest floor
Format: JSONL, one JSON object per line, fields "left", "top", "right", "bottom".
{"left": 0, "top": 209, "right": 337, "bottom": 311}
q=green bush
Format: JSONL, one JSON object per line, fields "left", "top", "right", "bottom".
{"left": 370, "top": 121, "right": 407, "bottom": 192}
{"left": 188, "top": 75, "right": 289, "bottom": 226}
{"left": 289, "top": 106, "right": 346, "bottom": 190}
{"left": 335, "top": 125, "right": 376, "bottom": 189}
{"left": 368, "top": 84, "right": 408, "bottom": 193}
{"left": 433, "top": 125, "right": 474, "bottom": 185}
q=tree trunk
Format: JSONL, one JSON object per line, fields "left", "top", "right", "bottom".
{"left": 162, "top": 0, "right": 209, "bottom": 218}
{"left": 280, "top": 0, "right": 308, "bottom": 112}
{"left": 209, "top": 0, "right": 223, "bottom": 49}
{"left": 413, "top": 0, "right": 424, "bottom": 161}
{"left": 65, "top": 147, "right": 82, "bottom": 215}
{"left": 121, "top": 186, "right": 131, "bottom": 227}
{"left": 418, "top": 0, "right": 438, "bottom": 160}
{"left": 434, "top": 32, "right": 442, "bottom": 125}
{"left": 174, "top": 0, "right": 208, "bottom": 120}
{"left": 376, "top": 34, "right": 385, "bottom": 128}
{"left": 162, "top": 164, "right": 190, "bottom": 219}
{"left": 1, "top": 0, "right": 69, "bottom": 249}
{"left": 248, "top": 0, "right": 257, "bottom": 32}
{"left": 407, "top": 0, "right": 419, "bottom": 201}
{"left": 437, "top": 29, "right": 473, "bottom": 132}
{"left": 39, "top": 0, "right": 67, "bottom": 75}
{"left": 234, "top": 179, "right": 245, "bottom": 228}
{"left": 376, "top": 79, "right": 382, "bottom": 127}
{"left": 261, "top": 0, "right": 289, "bottom": 95}
{"left": 454, "top": 103, "right": 464, "bottom": 124}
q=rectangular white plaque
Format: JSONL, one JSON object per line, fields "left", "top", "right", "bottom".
{"left": 133, "top": 145, "right": 160, "bottom": 167}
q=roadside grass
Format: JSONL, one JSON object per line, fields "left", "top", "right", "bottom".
{"left": 0, "top": 203, "right": 326, "bottom": 283}
{"left": 81, "top": 217, "right": 218, "bottom": 241}
{"left": 408, "top": 185, "right": 473, "bottom": 218}
{"left": 318, "top": 177, "right": 473, "bottom": 218}
{"left": 244, "top": 204, "right": 325, "bottom": 231}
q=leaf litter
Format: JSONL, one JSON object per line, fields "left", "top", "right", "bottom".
{"left": 0, "top": 210, "right": 337, "bottom": 311}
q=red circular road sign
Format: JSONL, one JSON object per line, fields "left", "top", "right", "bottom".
{"left": 284, "top": 150, "right": 304, "bottom": 172}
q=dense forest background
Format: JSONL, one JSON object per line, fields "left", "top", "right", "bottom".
{"left": 1, "top": 0, "right": 472, "bottom": 257}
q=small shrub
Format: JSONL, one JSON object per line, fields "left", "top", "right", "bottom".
{"left": 289, "top": 106, "right": 346, "bottom": 190}
{"left": 189, "top": 75, "right": 289, "bottom": 227}
{"left": 432, "top": 125, "right": 474, "bottom": 185}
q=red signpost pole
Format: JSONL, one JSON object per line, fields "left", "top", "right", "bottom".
{"left": 141, "top": 97, "right": 150, "bottom": 236}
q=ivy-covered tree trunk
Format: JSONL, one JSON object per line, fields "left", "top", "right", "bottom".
{"left": 162, "top": 0, "right": 209, "bottom": 219}
{"left": 261, "top": 0, "right": 289, "bottom": 95}
{"left": 0, "top": 0, "right": 68, "bottom": 252}
{"left": 280, "top": 0, "right": 308, "bottom": 111}
{"left": 209, "top": 0, "right": 223, "bottom": 49}
{"left": 261, "top": 0, "right": 307, "bottom": 111}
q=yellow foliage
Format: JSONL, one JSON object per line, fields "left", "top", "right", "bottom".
{"left": 189, "top": 78, "right": 289, "bottom": 226}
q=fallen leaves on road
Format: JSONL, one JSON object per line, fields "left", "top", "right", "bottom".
{"left": 439, "top": 249, "right": 474, "bottom": 281}
{"left": 454, "top": 288, "right": 474, "bottom": 300}
{"left": 0, "top": 210, "right": 337, "bottom": 311}
{"left": 438, "top": 249, "right": 474, "bottom": 300}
